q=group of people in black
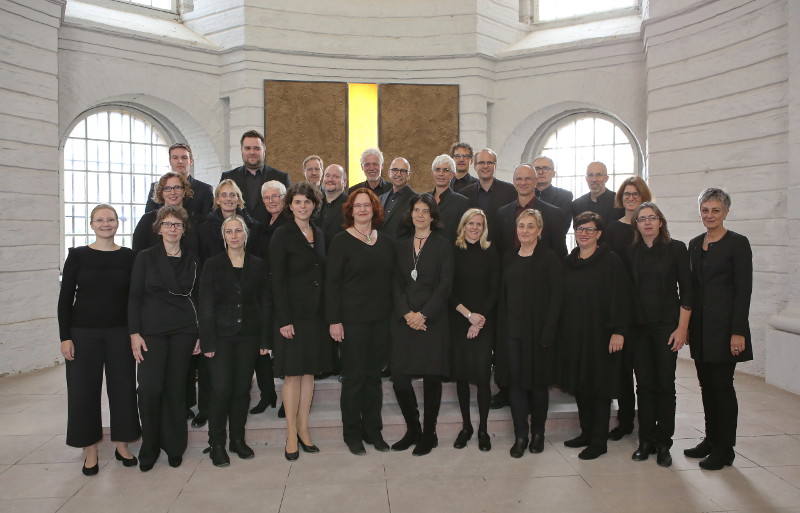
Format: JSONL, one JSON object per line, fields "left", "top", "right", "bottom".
{"left": 58, "top": 134, "right": 752, "bottom": 476}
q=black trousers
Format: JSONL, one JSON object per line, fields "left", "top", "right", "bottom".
{"left": 633, "top": 324, "right": 677, "bottom": 448}
{"left": 616, "top": 341, "right": 636, "bottom": 427}
{"left": 186, "top": 354, "right": 210, "bottom": 414}
{"left": 207, "top": 338, "right": 259, "bottom": 446}
{"left": 66, "top": 327, "right": 140, "bottom": 447}
{"left": 137, "top": 332, "right": 196, "bottom": 465}
{"left": 253, "top": 353, "right": 277, "bottom": 405}
{"left": 392, "top": 374, "right": 442, "bottom": 433}
{"left": 695, "top": 360, "right": 738, "bottom": 448}
{"left": 507, "top": 338, "right": 549, "bottom": 439}
{"left": 576, "top": 393, "right": 612, "bottom": 450}
{"left": 340, "top": 321, "right": 389, "bottom": 444}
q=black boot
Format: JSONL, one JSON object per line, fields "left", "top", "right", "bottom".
{"left": 392, "top": 384, "right": 421, "bottom": 452}
{"left": 699, "top": 447, "right": 734, "bottom": 470}
{"left": 684, "top": 438, "right": 713, "bottom": 458}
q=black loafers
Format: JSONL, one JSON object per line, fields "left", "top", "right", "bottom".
{"left": 477, "top": 430, "right": 491, "bottom": 452}
{"left": 632, "top": 442, "right": 656, "bottom": 461}
{"left": 453, "top": 427, "right": 474, "bottom": 449}
{"left": 347, "top": 441, "right": 367, "bottom": 456}
{"left": 115, "top": 448, "right": 138, "bottom": 467}
{"left": 208, "top": 445, "right": 230, "bottom": 467}
{"left": 529, "top": 433, "right": 545, "bottom": 453}
{"left": 229, "top": 440, "right": 255, "bottom": 459}
{"left": 510, "top": 437, "right": 528, "bottom": 459}
{"left": 191, "top": 412, "right": 208, "bottom": 428}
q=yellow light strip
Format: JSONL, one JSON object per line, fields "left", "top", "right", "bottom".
{"left": 347, "top": 83, "right": 379, "bottom": 187}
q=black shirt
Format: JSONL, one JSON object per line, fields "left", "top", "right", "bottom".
{"left": 451, "top": 173, "right": 478, "bottom": 193}
{"left": 571, "top": 189, "right": 624, "bottom": 225}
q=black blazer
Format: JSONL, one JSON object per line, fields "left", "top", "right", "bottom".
{"left": 198, "top": 252, "right": 271, "bottom": 352}
{"left": 145, "top": 175, "right": 215, "bottom": 218}
{"left": 688, "top": 230, "right": 753, "bottom": 363}
{"left": 196, "top": 207, "right": 259, "bottom": 264}
{"left": 431, "top": 188, "right": 469, "bottom": 244}
{"left": 220, "top": 165, "right": 291, "bottom": 225}
{"left": 536, "top": 185, "right": 573, "bottom": 232}
{"left": 269, "top": 220, "right": 326, "bottom": 328}
{"left": 379, "top": 186, "right": 417, "bottom": 240}
{"left": 492, "top": 198, "right": 568, "bottom": 259}
{"left": 459, "top": 179, "right": 517, "bottom": 228}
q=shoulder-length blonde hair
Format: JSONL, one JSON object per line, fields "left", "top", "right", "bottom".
{"left": 455, "top": 208, "right": 491, "bottom": 250}
{"left": 214, "top": 179, "right": 245, "bottom": 211}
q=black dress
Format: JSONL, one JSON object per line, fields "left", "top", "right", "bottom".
{"left": 448, "top": 242, "right": 499, "bottom": 384}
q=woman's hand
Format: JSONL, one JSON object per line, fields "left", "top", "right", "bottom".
{"left": 468, "top": 312, "right": 486, "bottom": 328}
{"left": 280, "top": 324, "right": 295, "bottom": 339}
{"left": 131, "top": 334, "right": 147, "bottom": 363}
{"left": 609, "top": 334, "right": 624, "bottom": 353}
{"left": 204, "top": 352, "right": 215, "bottom": 358}
{"left": 61, "top": 340, "right": 75, "bottom": 361}
{"left": 405, "top": 312, "right": 427, "bottom": 331}
{"left": 192, "top": 339, "right": 201, "bottom": 355}
{"left": 467, "top": 325, "right": 481, "bottom": 339}
{"left": 730, "top": 334, "right": 746, "bottom": 356}
{"left": 330, "top": 323, "right": 344, "bottom": 343}
{"left": 259, "top": 349, "right": 270, "bottom": 356}
{"left": 668, "top": 327, "right": 688, "bottom": 352}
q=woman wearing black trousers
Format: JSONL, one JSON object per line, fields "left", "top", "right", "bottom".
{"left": 129, "top": 205, "right": 201, "bottom": 471}
{"left": 449, "top": 208, "right": 499, "bottom": 452}
{"left": 390, "top": 193, "right": 454, "bottom": 456}
{"left": 685, "top": 188, "right": 752, "bottom": 470}
{"left": 326, "top": 188, "right": 395, "bottom": 455}
{"left": 628, "top": 202, "right": 692, "bottom": 467}
{"left": 58, "top": 204, "right": 140, "bottom": 475}
{"left": 199, "top": 215, "right": 271, "bottom": 467}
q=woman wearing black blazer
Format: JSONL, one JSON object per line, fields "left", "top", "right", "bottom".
{"left": 133, "top": 172, "right": 201, "bottom": 253}
{"left": 685, "top": 188, "right": 753, "bottom": 470}
{"left": 199, "top": 215, "right": 271, "bottom": 467}
{"left": 270, "top": 182, "right": 331, "bottom": 460}
{"left": 129, "top": 205, "right": 201, "bottom": 471}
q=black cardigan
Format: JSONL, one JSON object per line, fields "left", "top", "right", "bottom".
{"left": 628, "top": 238, "right": 692, "bottom": 326}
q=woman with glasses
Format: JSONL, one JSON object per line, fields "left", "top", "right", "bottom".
{"left": 129, "top": 205, "right": 201, "bottom": 471}
{"left": 58, "top": 204, "right": 140, "bottom": 475}
{"left": 133, "top": 172, "right": 200, "bottom": 253}
{"left": 628, "top": 203, "right": 692, "bottom": 468}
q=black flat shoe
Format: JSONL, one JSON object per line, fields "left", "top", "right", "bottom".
{"left": 656, "top": 446, "right": 673, "bottom": 467}
{"left": 632, "top": 442, "right": 656, "bottom": 461}
{"left": 684, "top": 438, "right": 713, "bottom": 459}
{"left": 477, "top": 430, "right": 491, "bottom": 452}
{"left": 578, "top": 446, "right": 607, "bottom": 460}
{"left": 369, "top": 438, "right": 391, "bottom": 452}
{"left": 490, "top": 390, "right": 509, "bottom": 409}
{"left": 115, "top": 448, "right": 138, "bottom": 467}
{"left": 191, "top": 412, "right": 208, "bottom": 428}
{"left": 510, "top": 437, "right": 527, "bottom": 459}
{"left": 168, "top": 455, "right": 182, "bottom": 468}
{"left": 412, "top": 432, "right": 438, "bottom": 456}
{"left": 391, "top": 428, "right": 421, "bottom": 451}
{"left": 608, "top": 424, "right": 633, "bottom": 441}
{"left": 453, "top": 427, "right": 473, "bottom": 449}
{"left": 529, "top": 433, "right": 545, "bottom": 454}
{"left": 207, "top": 445, "right": 230, "bottom": 467}
{"left": 139, "top": 462, "right": 154, "bottom": 472}
{"left": 249, "top": 397, "right": 277, "bottom": 414}
{"left": 297, "top": 436, "right": 319, "bottom": 453}
{"left": 277, "top": 403, "right": 286, "bottom": 419}
{"left": 564, "top": 435, "right": 590, "bottom": 448}
{"left": 347, "top": 441, "right": 367, "bottom": 455}
{"left": 699, "top": 448, "right": 734, "bottom": 470}
{"left": 229, "top": 440, "right": 255, "bottom": 459}
{"left": 82, "top": 459, "right": 99, "bottom": 476}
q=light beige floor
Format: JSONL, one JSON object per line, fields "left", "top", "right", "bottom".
{"left": 1, "top": 359, "right": 799, "bottom": 513}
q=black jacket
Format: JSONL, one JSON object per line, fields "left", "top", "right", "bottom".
{"left": 379, "top": 185, "right": 417, "bottom": 240}
{"left": 349, "top": 178, "right": 392, "bottom": 196}
{"left": 492, "top": 198, "right": 568, "bottom": 259}
{"left": 459, "top": 179, "right": 517, "bottom": 229}
{"left": 145, "top": 175, "right": 215, "bottom": 218}
{"left": 318, "top": 191, "right": 348, "bottom": 249}
{"left": 197, "top": 208, "right": 259, "bottom": 264}
{"left": 219, "top": 165, "right": 291, "bottom": 225}
{"left": 536, "top": 185, "right": 573, "bottom": 232}
{"left": 430, "top": 188, "right": 469, "bottom": 244}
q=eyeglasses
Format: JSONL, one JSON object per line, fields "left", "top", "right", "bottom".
{"left": 575, "top": 226, "right": 599, "bottom": 233}
{"left": 623, "top": 192, "right": 641, "bottom": 198}
{"left": 476, "top": 161, "right": 496, "bottom": 166}
{"left": 163, "top": 185, "right": 185, "bottom": 192}
{"left": 92, "top": 217, "right": 117, "bottom": 224}
{"left": 433, "top": 167, "right": 452, "bottom": 173}
{"left": 161, "top": 221, "right": 184, "bottom": 230}
{"left": 534, "top": 166, "right": 553, "bottom": 172}
{"left": 219, "top": 192, "right": 239, "bottom": 199}
{"left": 389, "top": 167, "right": 409, "bottom": 174}
{"left": 262, "top": 194, "right": 284, "bottom": 201}
{"left": 586, "top": 173, "right": 607, "bottom": 179}
{"left": 636, "top": 215, "right": 660, "bottom": 223}
{"left": 453, "top": 153, "right": 472, "bottom": 159}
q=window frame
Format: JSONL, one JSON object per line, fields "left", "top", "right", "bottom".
{"left": 528, "top": 0, "right": 641, "bottom": 28}
{"left": 77, "top": 0, "right": 180, "bottom": 17}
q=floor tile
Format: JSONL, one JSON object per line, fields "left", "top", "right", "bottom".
{"left": 0, "top": 497, "right": 68, "bottom": 512}
{"left": 735, "top": 435, "right": 800, "bottom": 467}
{"left": 281, "top": 483, "right": 389, "bottom": 513}
{"left": 0, "top": 435, "right": 53, "bottom": 465}
{"left": 670, "top": 438, "right": 759, "bottom": 471}
{"left": 679, "top": 466, "right": 800, "bottom": 510}
{"left": 388, "top": 476, "right": 499, "bottom": 513}
{"left": 473, "top": 437, "right": 576, "bottom": 479}
{"left": 285, "top": 448, "right": 386, "bottom": 487}
{"left": 382, "top": 444, "right": 482, "bottom": 483}
{"left": 57, "top": 492, "right": 177, "bottom": 513}
{"left": 765, "top": 465, "right": 800, "bottom": 489}
{"left": 0, "top": 462, "right": 93, "bottom": 499}
{"left": 183, "top": 445, "right": 289, "bottom": 493}
{"left": 486, "top": 475, "right": 615, "bottom": 513}
{"left": 171, "top": 490, "right": 284, "bottom": 513}
{"left": 743, "top": 409, "right": 800, "bottom": 435}
{"left": 0, "top": 367, "right": 66, "bottom": 396}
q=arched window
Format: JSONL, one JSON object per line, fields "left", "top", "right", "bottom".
{"left": 62, "top": 108, "right": 172, "bottom": 258}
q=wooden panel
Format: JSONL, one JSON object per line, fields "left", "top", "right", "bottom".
{"left": 379, "top": 84, "right": 459, "bottom": 194}
{"left": 264, "top": 80, "right": 348, "bottom": 183}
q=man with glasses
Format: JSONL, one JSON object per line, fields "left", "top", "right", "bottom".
{"left": 449, "top": 141, "right": 478, "bottom": 193}
{"left": 319, "top": 164, "right": 349, "bottom": 249}
{"left": 349, "top": 148, "right": 391, "bottom": 196}
{"left": 146, "top": 143, "right": 214, "bottom": 218}
{"left": 430, "top": 154, "right": 469, "bottom": 244}
{"left": 533, "top": 156, "right": 573, "bottom": 232}
{"left": 571, "top": 161, "right": 623, "bottom": 225}
{"left": 380, "top": 157, "right": 416, "bottom": 240}
{"left": 460, "top": 148, "right": 516, "bottom": 229}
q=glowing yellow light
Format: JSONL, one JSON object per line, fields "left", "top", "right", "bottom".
{"left": 348, "top": 83, "right": 379, "bottom": 187}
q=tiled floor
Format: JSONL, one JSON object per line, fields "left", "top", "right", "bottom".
{"left": 1, "top": 360, "right": 799, "bottom": 512}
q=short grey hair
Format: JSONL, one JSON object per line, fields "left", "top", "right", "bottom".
{"left": 532, "top": 155, "right": 554, "bottom": 169}
{"left": 360, "top": 148, "right": 384, "bottom": 169}
{"left": 261, "top": 180, "right": 286, "bottom": 196}
{"left": 698, "top": 187, "right": 731, "bottom": 210}
{"left": 431, "top": 154, "right": 456, "bottom": 172}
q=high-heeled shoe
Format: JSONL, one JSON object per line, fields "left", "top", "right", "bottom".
{"left": 285, "top": 440, "right": 299, "bottom": 461}
{"left": 115, "top": 448, "right": 138, "bottom": 467}
{"left": 82, "top": 458, "right": 99, "bottom": 476}
{"left": 297, "top": 436, "right": 320, "bottom": 453}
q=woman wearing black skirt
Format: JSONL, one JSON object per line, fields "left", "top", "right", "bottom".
{"left": 449, "top": 208, "right": 498, "bottom": 452}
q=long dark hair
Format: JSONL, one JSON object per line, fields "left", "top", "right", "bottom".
{"left": 403, "top": 193, "right": 443, "bottom": 231}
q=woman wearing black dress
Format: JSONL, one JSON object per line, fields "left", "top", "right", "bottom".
{"left": 495, "top": 209, "right": 563, "bottom": 458}
{"left": 684, "top": 188, "right": 752, "bottom": 470}
{"left": 628, "top": 202, "right": 692, "bottom": 468}
{"left": 133, "top": 172, "right": 199, "bottom": 252}
{"left": 199, "top": 215, "right": 271, "bottom": 467}
{"left": 270, "top": 182, "right": 331, "bottom": 460}
{"left": 390, "top": 194, "right": 454, "bottom": 456}
{"left": 561, "top": 211, "right": 631, "bottom": 460}
{"left": 326, "top": 188, "right": 395, "bottom": 455}
{"left": 129, "top": 205, "right": 201, "bottom": 471}
{"left": 58, "top": 204, "right": 140, "bottom": 475}
{"left": 449, "top": 208, "right": 498, "bottom": 452}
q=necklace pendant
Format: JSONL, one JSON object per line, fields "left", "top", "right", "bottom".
{"left": 365, "top": 233, "right": 372, "bottom": 243}
{"left": 410, "top": 269, "right": 418, "bottom": 281}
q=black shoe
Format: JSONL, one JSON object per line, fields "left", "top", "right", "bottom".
{"left": 284, "top": 448, "right": 299, "bottom": 461}
{"left": 297, "top": 436, "right": 320, "bottom": 453}
{"left": 478, "top": 430, "right": 491, "bottom": 452}
{"left": 578, "top": 446, "right": 607, "bottom": 460}
{"left": 139, "top": 462, "right": 154, "bottom": 472}
{"left": 168, "top": 455, "right": 182, "bottom": 468}
{"left": 490, "top": 390, "right": 509, "bottom": 409}
{"left": 249, "top": 397, "right": 277, "bottom": 414}
{"left": 369, "top": 437, "right": 391, "bottom": 452}
{"left": 391, "top": 428, "right": 421, "bottom": 451}
{"left": 207, "top": 445, "right": 230, "bottom": 467}
{"left": 684, "top": 438, "right": 713, "bottom": 459}
{"left": 229, "top": 440, "right": 255, "bottom": 459}
{"left": 82, "top": 459, "right": 99, "bottom": 476}
{"left": 412, "top": 432, "right": 438, "bottom": 456}
{"left": 564, "top": 435, "right": 590, "bottom": 448}
{"left": 187, "top": 408, "right": 195, "bottom": 420}
{"left": 632, "top": 442, "right": 656, "bottom": 461}
{"left": 510, "top": 437, "right": 528, "bottom": 459}
{"left": 115, "top": 448, "right": 138, "bottom": 467}
{"left": 191, "top": 412, "right": 208, "bottom": 428}
{"left": 608, "top": 424, "right": 633, "bottom": 441}
{"left": 277, "top": 403, "right": 286, "bottom": 419}
{"left": 529, "top": 433, "right": 545, "bottom": 454}
{"left": 699, "top": 448, "right": 734, "bottom": 470}
{"left": 656, "top": 446, "right": 673, "bottom": 467}
{"left": 453, "top": 427, "right": 473, "bottom": 449}
{"left": 347, "top": 441, "right": 367, "bottom": 455}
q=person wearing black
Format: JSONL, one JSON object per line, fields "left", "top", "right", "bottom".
{"left": 318, "top": 164, "right": 348, "bottom": 250}
{"left": 58, "top": 204, "right": 140, "bottom": 476}
{"left": 199, "top": 215, "right": 271, "bottom": 467}
{"left": 390, "top": 193, "right": 454, "bottom": 456}
{"left": 495, "top": 209, "right": 562, "bottom": 458}
{"left": 379, "top": 157, "right": 416, "bottom": 240}
{"left": 198, "top": 180, "right": 258, "bottom": 263}
{"left": 570, "top": 161, "right": 624, "bottom": 225}
{"left": 349, "top": 148, "right": 391, "bottom": 196}
{"left": 429, "top": 154, "right": 469, "bottom": 244}
{"left": 685, "top": 188, "right": 752, "bottom": 470}
{"left": 219, "top": 130, "right": 290, "bottom": 225}
{"left": 449, "top": 209, "right": 498, "bottom": 452}
{"left": 628, "top": 202, "right": 692, "bottom": 468}
{"left": 532, "top": 156, "right": 573, "bottom": 232}
{"left": 133, "top": 172, "right": 202, "bottom": 254}
{"left": 459, "top": 149, "right": 517, "bottom": 230}
{"left": 603, "top": 176, "right": 654, "bottom": 442}
{"left": 561, "top": 211, "right": 631, "bottom": 460}
{"left": 449, "top": 141, "right": 478, "bottom": 193}
{"left": 270, "top": 182, "right": 332, "bottom": 460}
{"left": 326, "top": 188, "right": 395, "bottom": 455}
{"left": 129, "top": 206, "right": 201, "bottom": 471}
{"left": 145, "top": 143, "right": 213, "bottom": 219}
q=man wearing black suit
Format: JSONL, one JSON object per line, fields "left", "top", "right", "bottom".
{"left": 449, "top": 141, "right": 478, "bottom": 193}
{"left": 318, "top": 164, "right": 348, "bottom": 248}
{"left": 459, "top": 148, "right": 516, "bottom": 231}
{"left": 533, "top": 155, "right": 573, "bottom": 232}
{"left": 349, "top": 148, "right": 391, "bottom": 196}
{"left": 571, "top": 161, "right": 624, "bottom": 225}
{"left": 145, "top": 143, "right": 214, "bottom": 218}
{"left": 379, "top": 157, "right": 416, "bottom": 240}
{"left": 430, "top": 154, "right": 469, "bottom": 244}
{"left": 219, "top": 130, "right": 291, "bottom": 225}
